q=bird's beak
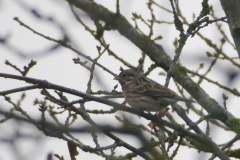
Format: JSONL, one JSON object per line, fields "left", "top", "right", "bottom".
{"left": 114, "top": 76, "right": 119, "bottom": 80}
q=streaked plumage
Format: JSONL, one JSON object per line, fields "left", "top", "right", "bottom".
{"left": 114, "top": 69, "right": 194, "bottom": 111}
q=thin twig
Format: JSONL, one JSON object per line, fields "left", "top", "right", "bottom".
{"left": 116, "top": 0, "right": 120, "bottom": 16}
{"left": 164, "top": 0, "right": 185, "bottom": 87}
{"left": 0, "top": 85, "right": 40, "bottom": 95}
{"left": 187, "top": 69, "right": 240, "bottom": 97}
{"left": 70, "top": 4, "right": 136, "bottom": 70}
{"left": 208, "top": 135, "right": 240, "bottom": 160}
{"left": 13, "top": 17, "right": 117, "bottom": 77}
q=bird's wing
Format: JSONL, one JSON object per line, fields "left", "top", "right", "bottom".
{"left": 131, "top": 77, "right": 177, "bottom": 98}
{"left": 143, "top": 83, "right": 177, "bottom": 98}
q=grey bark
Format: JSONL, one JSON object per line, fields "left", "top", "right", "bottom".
{"left": 220, "top": 0, "right": 240, "bottom": 59}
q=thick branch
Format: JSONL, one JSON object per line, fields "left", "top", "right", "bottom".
{"left": 220, "top": 0, "right": 240, "bottom": 58}
{"left": 66, "top": 0, "right": 240, "bottom": 133}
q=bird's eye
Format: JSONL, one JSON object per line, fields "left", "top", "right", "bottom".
{"left": 122, "top": 74, "right": 126, "bottom": 77}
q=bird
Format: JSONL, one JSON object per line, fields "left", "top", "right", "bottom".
{"left": 114, "top": 69, "right": 195, "bottom": 111}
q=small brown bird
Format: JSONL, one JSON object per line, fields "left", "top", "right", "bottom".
{"left": 114, "top": 69, "right": 194, "bottom": 111}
